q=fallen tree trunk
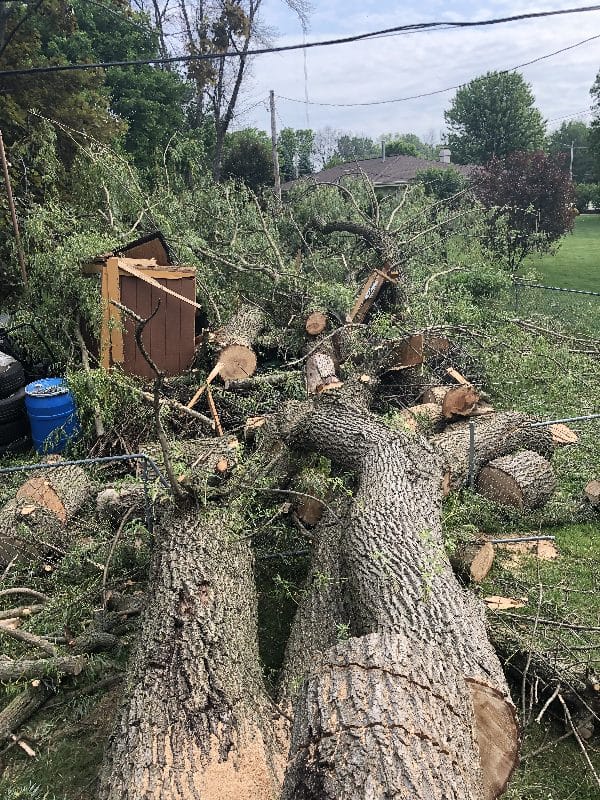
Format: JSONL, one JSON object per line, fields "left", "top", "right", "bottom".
{"left": 279, "top": 397, "right": 519, "bottom": 800}
{"left": 98, "top": 501, "right": 287, "bottom": 800}
{"left": 283, "top": 633, "right": 486, "bottom": 800}
{"left": 430, "top": 412, "right": 554, "bottom": 490}
{"left": 477, "top": 451, "right": 556, "bottom": 510}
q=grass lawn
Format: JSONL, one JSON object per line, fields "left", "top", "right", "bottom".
{"left": 523, "top": 214, "right": 600, "bottom": 292}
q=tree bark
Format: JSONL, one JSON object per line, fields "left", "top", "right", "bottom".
{"left": 279, "top": 397, "right": 519, "bottom": 800}
{"left": 477, "top": 450, "right": 556, "bottom": 510}
{"left": 282, "top": 633, "right": 486, "bottom": 800}
{"left": 429, "top": 412, "right": 554, "bottom": 490}
{"left": 98, "top": 502, "right": 287, "bottom": 800}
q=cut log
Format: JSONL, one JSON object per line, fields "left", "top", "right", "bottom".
{"left": 397, "top": 402, "right": 443, "bottom": 432}
{"left": 305, "top": 311, "right": 328, "bottom": 336}
{"left": 430, "top": 412, "right": 555, "bottom": 491}
{"left": 280, "top": 397, "right": 519, "bottom": 798}
{"left": 98, "top": 504, "right": 286, "bottom": 800}
{"left": 442, "top": 384, "right": 481, "bottom": 419}
{"left": 583, "top": 479, "right": 600, "bottom": 507}
{"left": 0, "top": 499, "right": 67, "bottom": 564}
{"left": 477, "top": 450, "right": 556, "bottom": 510}
{"left": 212, "top": 304, "right": 265, "bottom": 381}
{"left": 450, "top": 539, "right": 495, "bottom": 583}
{"left": 305, "top": 335, "right": 342, "bottom": 395}
{"left": 16, "top": 463, "right": 91, "bottom": 523}
{"left": 282, "top": 633, "right": 486, "bottom": 800}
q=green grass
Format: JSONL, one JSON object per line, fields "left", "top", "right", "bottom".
{"left": 523, "top": 214, "right": 600, "bottom": 292}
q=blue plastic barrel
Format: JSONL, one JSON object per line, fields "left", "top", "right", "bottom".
{"left": 25, "top": 378, "right": 80, "bottom": 454}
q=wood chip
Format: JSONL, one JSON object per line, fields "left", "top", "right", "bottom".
{"left": 484, "top": 596, "right": 527, "bottom": 611}
{"left": 549, "top": 423, "right": 578, "bottom": 445}
{"left": 446, "top": 367, "right": 469, "bottom": 385}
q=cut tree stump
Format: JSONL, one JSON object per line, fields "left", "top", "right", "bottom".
{"left": 450, "top": 539, "right": 495, "bottom": 583}
{"left": 477, "top": 450, "right": 556, "bottom": 510}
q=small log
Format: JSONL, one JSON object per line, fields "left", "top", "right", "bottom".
{"left": 450, "top": 540, "right": 495, "bottom": 583}
{"left": 16, "top": 463, "right": 91, "bottom": 524}
{"left": 477, "top": 450, "right": 557, "bottom": 510}
{"left": 305, "top": 311, "right": 328, "bottom": 336}
{"left": 420, "top": 385, "right": 452, "bottom": 404}
{"left": 0, "top": 655, "right": 87, "bottom": 682}
{"left": 442, "top": 384, "right": 481, "bottom": 419}
{"left": 212, "top": 304, "right": 265, "bottom": 381}
{"left": 0, "top": 685, "right": 53, "bottom": 746}
{"left": 397, "top": 402, "right": 443, "bottom": 432}
{"left": 584, "top": 479, "right": 600, "bottom": 507}
{"left": 305, "top": 336, "right": 342, "bottom": 395}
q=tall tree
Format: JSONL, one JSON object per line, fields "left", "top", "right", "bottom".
{"left": 589, "top": 69, "right": 600, "bottom": 179}
{"left": 221, "top": 127, "right": 273, "bottom": 189}
{"left": 547, "top": 120, "right": 595, "bottom": 184}
{"left": 382, "top": 132, "right": 438, "bottom": 160}
{"left": 278, "top": 128, "right": 314, "bottom": 181}
{"left": 178, "top": 0, "right": 310, "bottom": 181}
{"left": 445, "top": 71, "right": 546, "bottom": 165}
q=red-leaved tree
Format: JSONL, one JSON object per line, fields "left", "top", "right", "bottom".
{"left": 474, "top": 150, "right": 575, "bottom": 270}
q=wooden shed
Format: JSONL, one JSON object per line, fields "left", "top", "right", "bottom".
{"left": 86, "top": 256, "right": 199, "bottom": 379}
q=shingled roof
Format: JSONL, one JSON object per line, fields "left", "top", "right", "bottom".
{"left": 282, "top": 154, "right": 475, "bottom": 190}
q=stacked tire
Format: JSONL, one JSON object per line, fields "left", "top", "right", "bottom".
{"left": 0, "top": 351, "right": 31, "bottom": 456}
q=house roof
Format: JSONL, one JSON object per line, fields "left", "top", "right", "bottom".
{"left": 282, "top": 154, "right": 475, "bottom": 190}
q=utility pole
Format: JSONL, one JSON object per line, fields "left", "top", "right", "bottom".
{"left": 269, "top": 90, "right": 282, "bottom": 201}
{"left": 569, "top": 140, "right": 574, "bottom": 181}
{"left": 0, "top": 130, "right": 27, "bottom": 286}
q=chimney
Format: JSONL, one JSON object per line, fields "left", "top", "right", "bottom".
{"left": 381, "top": 141, "right": 386, "bottom": 161}
{"left": 439, "top": 147, "right": 451, "bottom": 164}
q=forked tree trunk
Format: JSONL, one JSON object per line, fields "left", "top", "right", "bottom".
{"left": 279, "top": 397, "right": 519, "bottom": 800}
{"left": 98, "top": 502, "right": 286, "bottom": 800}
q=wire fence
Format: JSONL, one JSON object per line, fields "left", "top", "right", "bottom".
{"left": 512, "top": 280, "right": 600, "bottom": 339}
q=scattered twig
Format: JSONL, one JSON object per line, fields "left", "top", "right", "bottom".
{"left": 0, "top": 604, "right": 45, "bottom": 620}
{"left": 0, "top": 588, "right": 48, "bottom": 603}
{"left": 498, "top": 614, "right": 600, "bottom": 632}
{"left": 0, "top": 624, "right": 58, "bottom": 657}
{"left": 558, "top": 693, "right": 600, "bottom": 789}
{"left": 102, "top": 507, "right": 136, "bottom": 608}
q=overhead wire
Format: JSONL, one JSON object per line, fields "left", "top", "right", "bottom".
{"left": 277, "top": 32, "right": 600, "bottom": 107}
{"left": 0, "top": 4, "right": 599, "bottom": 78}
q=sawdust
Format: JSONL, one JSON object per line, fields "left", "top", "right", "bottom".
{"left": 497, "top": 537, "right": 559, "bottom": 570}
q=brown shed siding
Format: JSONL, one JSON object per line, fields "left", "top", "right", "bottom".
{"left": 120, "top": 273, "right": 196, "bottom": 379}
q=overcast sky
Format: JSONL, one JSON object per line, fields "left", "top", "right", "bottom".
{"left": 232, "top": 0, "right": 600, "bottom": 143}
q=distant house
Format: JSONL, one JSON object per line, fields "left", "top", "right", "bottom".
{"left": 282, "top": 149, "right": 475, "bottom": 194}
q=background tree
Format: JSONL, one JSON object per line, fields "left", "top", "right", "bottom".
{"left": 415, "top": 166, "right": 468, "bottom": 200}
{"left": 547, "top": 120, "right": 595, "bottom": 184}
{"left": 589, "top": 68, "right": 600, "bottom": 178}
{"left": 475, "top": 150, "right": 575, "bottom": 269}
{"left": 221, "top": 127, "right": 273, "bottom": 189}
{"left": 445, "top": 71, "right": 546, "bottom": 165}
{"left": 383, "top": 132, "right": 438, "bottom": 160}
{"left": 278, "top": 127, "right": 314, "bottom": 181}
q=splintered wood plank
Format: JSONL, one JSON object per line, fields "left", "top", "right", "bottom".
{"left": 118, "top": 262, "right": 201, "bottom": 309}
{"left": 100, "top": 267, "right": 111, "bottom": 369}
{"left": 484, "top": 596, "right": 527, "bottom": 611}
{"left": 346, "top": 263, "right": 393, "bottom": 323}
{"left": 446, "top": 367, "right": 469, "bottom": 385}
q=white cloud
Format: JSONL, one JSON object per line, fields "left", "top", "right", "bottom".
{"left": 233, "top": 0, "right": 600, "bottom": 141}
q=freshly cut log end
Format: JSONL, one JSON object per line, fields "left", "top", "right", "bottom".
{"left": 218, "top": 344, "right": 258, "bottom": 381}
{"left": 305, "top": 311, "right": 328, "bottom": 336}
{"left": 477, "top": 450, "right": 556, "bottom": 510}
{"left": 397, "top": 402, "right": 443, "bottom": 433}
{"left": 450, "top": 540, "right": 495, "bottom": 583}
{"left": 466, "top": 679, "right": 519, "bottom": 800}
{"left": 16, "top": 464, "right": 91, "bottom": 523}
{"left": 283, "top": 632, "right": 486, "bottom": 800}
{"left": 442, "top": 385, "right": 481, "bottom": 419}
{"left": 549, "top": 423, "right": 578, "bottom": 445}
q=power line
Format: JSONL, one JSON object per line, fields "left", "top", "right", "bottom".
{"left": 0, "top": 4, "right": 599, "bottom": 79}
{"left": 277, "top": 32, "right": 600, "bottom": 108}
